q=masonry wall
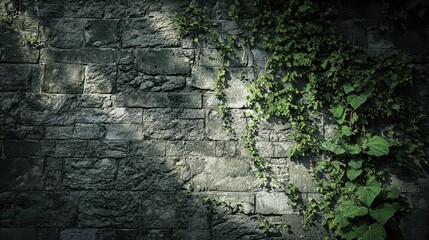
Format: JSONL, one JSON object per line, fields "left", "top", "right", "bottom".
{"left": 0, "top": 0, "right": 428, "bottom": 239}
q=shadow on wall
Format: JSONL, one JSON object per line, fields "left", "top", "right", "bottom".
{"left": 0, "top": 0, "right": 269, "bottom": 239}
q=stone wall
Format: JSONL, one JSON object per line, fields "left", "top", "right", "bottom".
{"left": 0, "top": 0, "right": 428, "bottom": 239}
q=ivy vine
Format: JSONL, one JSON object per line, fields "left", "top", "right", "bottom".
{"left": 175, "top": 0, "right": 428, "bottom": 239}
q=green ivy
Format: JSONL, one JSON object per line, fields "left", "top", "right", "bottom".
{"left": 175, "top": 0, "right": 428, "bottom": 239}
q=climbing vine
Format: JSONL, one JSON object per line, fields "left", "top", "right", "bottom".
{"left": 175, "top": 0, "right": 428, "bottom": 239}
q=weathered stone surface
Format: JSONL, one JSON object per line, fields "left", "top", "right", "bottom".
{"left": 195, "top": 49, "right": 222, "bottom": 67}
{"left": 142, "top": 109, "right": 180, "bottom": 139}
{"left": 178, "top": 109, "right": 205, "bottom": 119}
{"left": 84, "top": 64, "right": 116, "bottom": 94}
{"left": 122, "top": 13, "right": 179, "bottom": 47}
{"left": 215, "top": 140, "right": 248, "bottom": 158}
{"left": 224, "top": 68, "right": 253, "bottom": 108}
{"left": 212, "top": 215, "right": 263, "bottom": 240}
{"left": 105, "top": 124, "right": 143, "bottom": 140}
{"left": 0, "top": 48, "right": 39, "bottom": 63}
{"left": 0, "top": 192, "right": 15, "bottom": 226}
{"left": 43, "top": 158, "right": 63, "bottom": 190}
{"left": 45, "top": 126, "right": 74, "bottom": 139}
{"left": 60, "top": 229, "right": 97, "bottom": 240}
{"left": 116, "top": 92, "right": 169, "bottom": 107}
{"left": 129, "top": 140, "right": 166, "bottom": 156}
{"left": 200, "top": 192, "right": 255, "bottom": 214}
{"left": 172, "top": 230, "right": 211, "bottom": 240}
{"left": 40, "top": 48, "right": 115, "bottom": 64}
{"left": 100, "top": 141, "right": 128, "bottom": 159}
{"left": 65, "top": 0, "right": 106, "bottom": 18}
{"left": 166, "top": 141, "right": 216, "bottom": 157}
{"left": 105, "top": 0, "right": 148, "bottom": 18}
{"left": 256, "top": 192, "right": 294, "bottom": 215}
{"left": 15, "top": 192, "right": 78, "bottom": 227}
{"left": 42, "top": 63, "right": 84, "bottom": 94}
{"left": 288, "top": 159, "right": 317, "bottom": 192}
{"left": 77, "top": 94, "right": 112, "bottom": 108}
{"left": 64, "top": 158, "right": 116, "bottom": 189}
{"left": 206, "top": 109, "right": 247, "bottom": 140}
{"left": 0, "top": 158, "right": 43, "bottom": 190}
{"left": 115, "top": 229, "right": 172, "bottom": 240}
{"left": 75, "top": 108, "right": 142, "bottom": 124}
{"left": 78, "top": 191, "right": 140, "bottom": 227}
{"left": 168, "top": 93, "right": 202, "bottom": 108}
{"left": 73, "top": 124, "right": 105, "bottom": 139}
{"left": 0, "top": 93, "right": 20, "bottom": 125}
{"left": 3, "top": 140, "right": 54, "bottom": 158}
{"left": 134, "top": 49, "right": 190, "bottom": 75}
{"left": 0, "top": 64, "right": 39, "bottom": 91}
{"left": 84, "top": 20, "right": 120, "bottom": 47}
{"left": 250, "top": 48, "right": 269, "bottom": 68}
{"left": 0, "top": 228, "right": 58, "bottom": 240}
{"left": 116, "top": 157, "right": 181, "bottom": 191}
{"left": 189, "top": 66, "right": 217, "bottom": 90}
{"left": 118, "top": 69, "right": 186, "bottom": 92}
{"left": 41, "top": 19, "right": 84, "bottom": 48}
{"left": 54, "top": 140, "right": 101, "bottom": 158}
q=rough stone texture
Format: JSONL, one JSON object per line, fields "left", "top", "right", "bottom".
{"left": 1, "top": 0, "right": 428, "bottom": 239}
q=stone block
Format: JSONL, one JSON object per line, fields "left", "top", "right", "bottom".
{"left": 0, "top": 48, "right": 39, "bottom": 63}
{"left": 168, "top": 93, "right": 202, "bottom": 108}
{"left": 84, "top": 64, "right": 116, "bottom": 94}
{"left": 288, "top": 159, "right": 317, "bottom": 192}
{"left": 0, "top": 93, "right": 20, "bottom": 125}
{"left": 75, "top": 108, "right": 142, "bottom": 124}
{"left": 100, "top": 141, "right": 128, "bottom": 159}
{"left": 77, "top": 93, "right": 113, "bottom": 108}
{"left": 45, "top": 126, "right": 74, "bottom": 139}
{"left": 40, "top": 48, "right": 115, "bottom": 64}
{"left": 116, "top": 157, "right": 181, "bottom": 191}
{"left": 41, "top": 18, "right": 84, "bottom": 48}
{"left": 129, "top": 140, "right": 166, "bottom": 156}
{"left": 117, "top": 70, "right": 186, "bottom": 92}
{"left": 0, "top": 64, "right": 39, "bottom": 91}
{"left": 189, "top": 66, "right": 217, "bottom": 90}
{"left": 54, "top": 140, "right": 101, "bottom": 158}
{"left": 15, "top": 192, "right": 78, "bottom": 227}
{"left": 172, "top": 230, "right": 211, "bottom": 240}
{"left": 78, "top": 191, "right": 140, "bottom": 227}
{"left": 104, "top": 0, "right": 148, "bottom": 18}
{"left": 255, "top": 192, "right": 294, "bottom": 215}
{"left": 84, "top": 20, "right": 120, "bottom": 47}
{"left": 178, "top": 109, "right": 205, "bottom": 119}
{"left": 105, "top": 124, "right": 143, "bottom": 140}
{"left": 166, "top": 141, "right": 216, "bottom": 157}
{"left": 42, "top": 63, "right": 84, "bottom": 94}
{"left": 43, "top": 158, "right": 63, "bottom": 190}
{"left": 63, "top": 158, "right": 116, "bottom": 190}
{"left": 189, "top": 156, "right": 258, "bottom": 191}
{"left": 122, "top": 14, "right": 179, "bottom": 47}
{"left": 0, "top": 158, "right": 43, "bottom": 190}
{"left": 211, "top": 215, "right": 263, "bottom": 240}
{"left": 180, "top": 119, "right": 205, "bottom": 140}
{"left": 36, "top": 0, "right": 64, "bottom": 18}
{"left": 215, "top": 141, "right": 248, "bottom": 158}
{"left": 116, "top": 92, "right": 169, "bottom": 107}
{"left": 60, "top": 229, "right": 97, "bottom": 240}
{"left": 65, "top": 0, "right": 106, "bottom": 18}
{"left": 200, "top": 192, "right": 255, "bottom": 214}
{"left": 195, "top": 49, "right": 222, "bottom": 67}
{"left": 0, "top": 228, "right": 58, "bottom": 240}
{"left": 206, "top": 109, "right": 247, "bottom": 140}
{"left": 0, "top": 192, "right": 15, "bottom": 226}
{"left": 142, "top": 109, "right": 181, "bottom": 140}
{"left": 250, "top": 48, "right": 268, "bottom": 68}
{"left": 73, "top": 124, "right": 105, "bottom": 139}
{"left": 115, "top": 229, "right": 172, "bottom": 240}
{"left": 3, "top": 140, "right": 54, "bottom": 158}
{"left": 134, "top": 49, "right": 190, "bottom": 75}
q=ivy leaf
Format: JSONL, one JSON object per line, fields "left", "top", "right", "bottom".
{"left": 347, "top": 94, "right": 368, "bottom": 110}
{"left": 364, "top": 135, "right": 390, "bottom": 157}
{"left": 345, "top": 182, "right": 357, "bottom": 192}
{"left": 347, "top": 169, "right": 363, "bottom": 181}
{"left": 341, "top": 126, "right": 353, "bottom": 137}
{"left": 384, "top": 74, "right": 398, "bottom": 89}
{"left": 343, "top": 82, "right": 355, "bottom": 94}
{"left": 341, "top": 224, "right": 369, "bottom": 240}
{"left": 344, "top": 144, "right": 361, "bottom": 155}
{"left": 370, "top": 203, "right": 397, "bottom": 225}
{"left": 299, "top": 5, "right": 311, "bottom": 12}
{"left": 339, "top": 200, "right": 368, "bottom": 218}
{"left": 362, "top": 223, "right": 386, "bottom": 240}
{"left": 417, "top": 8, "right": 426, "bottom": 18}
{"left": 334, "top": 210, "right": 350, "bottom": 228}
{"left": 356, "top": 180, "right": 381, "bottom": 207}
{"left": 330, "top": 104, "right": 344, "bottom": 119}
{"left": 385, "top": 185, "right": 400, "bottom": 199}
{"left": 321, "top": 141, "right": 345, "bottom": 154}
{"left": 348, "top": 160, "right": 363, "bottom": 169}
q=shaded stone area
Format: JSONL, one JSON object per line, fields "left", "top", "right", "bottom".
{"left": 1, "top": 0, "right": 429, "bottom": 239}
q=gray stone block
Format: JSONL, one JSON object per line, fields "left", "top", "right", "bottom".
{"left": 40, "top": 48, "right": 115, "bottom": 64}
{"left": 36, "top": 0, "right": 64, "bottom": 18}
{"left": 99, "top": 141, "right": 128, "bottom": 159}
{"left": 116, "top": 92, "right": 169, "bottom": 108}
{"left": 116, "top": 157, "right": 181, "bottom": 191}
{"left": 0, "top": 158, "right": 43, "bottom": 190}
{"left": 42, "top": 63, "right": 84, "bottom": 94}
{"left": 73, "top": 124, "right": 105, "bottom": 140}
{"left": 104, "top": 0, "right": 148, "bottom": 19}
{"left": 256, "top": 192, "right": 294, "bottom": 215}
{"left": 3, "top": 140, "right": 54, "bottom": 158}
{"left": 166, "top": 141, "right": 216, "bottom": 157}
{"left": 117, "top": 70, "right": 186, "bottom": 92}
{"left": 0, "top": 228, "right": 58, "bottom": 240}
{"left": 45, "top": 126, "right": 74, "bottom": 139}
{"left": 75, "top": 108, "right": 142, "bottom": 124}
{"left": 78, "top": 191, "right": 140, "bottom": 227}
{"left": 15, "top": 192, "right": 79, "bottom": 227}
{"left": 63, "top": 158, "right": 116, "bottom": 190}
{"left": 77, "top": 94, "right": 112, "bottom": 108}
{"left": 84, "top": 64, "right": 116, "bottom": 94}
{"left": 206, "top": 109, "right": 247, "bottom": 140}
{"left": 189, "top": 66, "right": 217, "bottom": 90}
{"left": 0, "top": 192, "right": 15, "bottom": 226}
{"left": 168, "top": 93, "right": 202, "bottom": 108}
{"left": 84, "top": 20, "right": 120, "bottom": 47}
{"left": 122, "top": 13, "right": 179, "bottom": 47}
{"left": 43, "top": 158, "right": 63, "bottom": 190}
{"left": 200, "top": 192, "right": 256, "bottom": 214}
{"left": 105, "top": 124, "right": 143, "bottom": 140}
{"left": 211, "top": 214, "right": 263, "bottom": 240}
{"left": 287, "top": 159, "right": 317, "bottom": 192}
{"left": 129, "top": 140, "right": 166, "bottom": 156}
{"left": 115, "top": 229, "right": 172, "bottom": 240}
{"left": 65, "top": 0, "right": 106, "bottom": 18}
{"left": 41, "top": 19, "right": 84, "bottom": 48}
{"left": 142, "top": 109, "right": 181, "bottom": 140}
{"left": 0, "top": 48, "right": 39, "bottom": 63}
{"left": 0, "top": 93, "right": 20, "bottom": 125}
{"left": 54, "top": 140, "right": 101, "bottom": 158}
{"left": 134, "top": 49, "right": 190, "bottom": 75}
{"left": 60, "top": 229, "right": 97, "bottom": 240}
{"left": 178, "top": 109, "right": 205, "bottom": 119}
{"left": 0, "top": 64, "right": 39, "bottom": 91}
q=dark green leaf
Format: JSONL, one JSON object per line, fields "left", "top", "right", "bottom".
{"left": 341, "top": 224, "right": 369, "bottom": 240}
{"left": 347, "top": 169, "right": 363, "bottom": 181}
{"left": 362, "top": 223, "right": 386, "bottom": 240}
{"left": 331, "top": 104, "right": 344, "bottom": 119}
{"left": 365, "top": 136, "right": 390, "bottom": 157}
{"left": 386, "top": 185, "right": 400, "bottom": 199}
{"left": 348, "top": 160, "right": 363, "bottom": 169}
{"left": 343, "top": 82, "right": 355, "bottom": 94}
{"left": 345, "top": 182, "right": 357, "bottom": 192}
{"left": 344, "top": 144, "right": 361, "bottom": 155}
{"left": 370, "top": 203, "right": 397, "bottom": 225}
{"left": 356, "top": 180, "right": 381, "bottom": 207}
{"left": 347, "top": 94, "right": 368, "bottom": 110}
{"left": 341, "top": 126, "right": 353, "bottom": 137}
{"left": 321, "top": 141, "right": 345, "bottom": 154}
{"left": 339, "top": 200, "right": 368, "bottom": 218}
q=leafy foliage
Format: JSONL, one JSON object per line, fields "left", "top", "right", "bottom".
{"left": 175, "top": 0, "right": 428, "bottom": 239}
